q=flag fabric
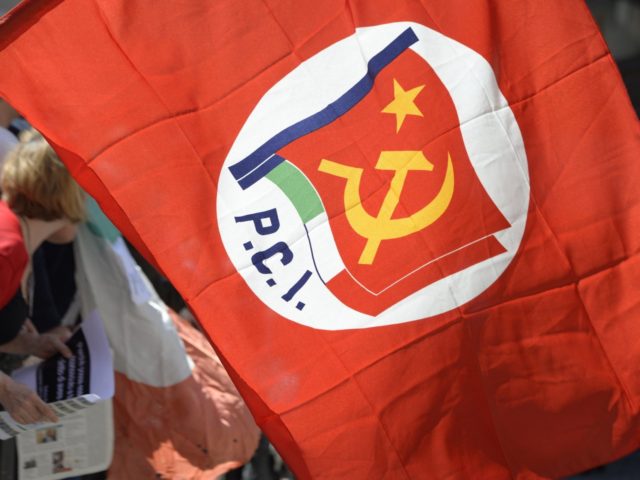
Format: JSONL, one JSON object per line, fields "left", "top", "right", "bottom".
{"left": 74, "top": 218, "right": 260, "bottom": 478}
{"left": 1, "top": 1, "right": 639, "bottom": 478}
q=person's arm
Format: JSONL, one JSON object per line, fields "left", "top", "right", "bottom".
{"left": 0, "top": 371, "right": 58, "bottom": 424}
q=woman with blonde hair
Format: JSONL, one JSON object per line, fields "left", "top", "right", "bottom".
{"left": 0, "top": 130, "right": 84, "bottom": 424}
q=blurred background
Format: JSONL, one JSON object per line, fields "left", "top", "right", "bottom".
{"left": 587, "top": 0, "right": 640, "bottom": 113}
{"left": 0, "top": 0, "right": 639, "bottom": 479}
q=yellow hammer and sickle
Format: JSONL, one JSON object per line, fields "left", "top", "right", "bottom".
{"left": 318, "top": 151, "right": 454, "bottom": 264}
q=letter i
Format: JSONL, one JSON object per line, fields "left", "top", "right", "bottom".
{"left": 281, "top": 270, "right": 313, "bottom": 310}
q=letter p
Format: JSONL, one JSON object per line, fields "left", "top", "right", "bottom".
{"left": 234, "top": 208, "right": 280, "bottom": 235}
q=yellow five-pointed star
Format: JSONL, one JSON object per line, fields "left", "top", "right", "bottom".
{"left": 381, "top": 79, "right": 425, "bottom": 132}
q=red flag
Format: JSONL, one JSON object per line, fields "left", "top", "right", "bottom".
{"left": 1, "top": 1, "right": 639, "bottom": 478}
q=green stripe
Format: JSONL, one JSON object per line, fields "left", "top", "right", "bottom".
{"left": 266, "top": 161, "right": 324, "bottom": 223}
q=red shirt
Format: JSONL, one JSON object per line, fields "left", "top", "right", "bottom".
{"left": 0, "top": 201, "right": 28, "bottom": 308}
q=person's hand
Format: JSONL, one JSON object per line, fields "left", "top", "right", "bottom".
{"left": 17, "top": 325, "right": 73, "bottom": 359}
{"left": 0, "top": 373, "right": 58, "bottom": 424}
{"left": 45, "top": 325, "right": 73, "bottom": 343}
{"left": 0, "top": 324, "right": 73, "bottom": 359}
{"left": 28, "top": 329, "right": 73, "bottom": 360}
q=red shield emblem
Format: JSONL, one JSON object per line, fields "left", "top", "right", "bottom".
{"left": 277, "top": 39, "right": 510, "bottom": 315}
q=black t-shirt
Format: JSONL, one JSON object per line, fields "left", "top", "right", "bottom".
{"left": 0, "top": 289, "right": 27, "bottom": 344}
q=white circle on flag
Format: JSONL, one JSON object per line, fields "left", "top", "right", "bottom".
{"left": 217, "top": 22, "right": 530, "bottom": 330}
